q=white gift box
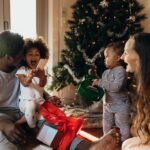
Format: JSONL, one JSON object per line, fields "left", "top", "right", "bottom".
{"left": 36, "top": 123, "right": 63, "bottom": 149}
{"left": 33, "top": 144, "right": 53, "bottom": 150}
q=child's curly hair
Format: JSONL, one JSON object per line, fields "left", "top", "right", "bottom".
{"left": 22, "top": 37, "right": 49, "bottom": 66}
{"left": 106, "top": 41, "right": 124, "bottom": 56}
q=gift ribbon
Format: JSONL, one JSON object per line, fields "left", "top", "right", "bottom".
{"left": 40, "top": 101, "right": 83, "bottom": 150}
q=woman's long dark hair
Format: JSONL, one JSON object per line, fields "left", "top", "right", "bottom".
{"left": 133, "top": 33, "right": 150, "bottom": 143}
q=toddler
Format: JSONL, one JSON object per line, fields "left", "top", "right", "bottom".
{"left": 16, "top": 37, "right": 49, "bottom": 128}
{"left": 93, "top": 42, "right": 130, "bottom": 142}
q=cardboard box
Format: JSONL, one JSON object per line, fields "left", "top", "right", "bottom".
{"left": 36, "top": 123, "right": 63, "bottom": 149}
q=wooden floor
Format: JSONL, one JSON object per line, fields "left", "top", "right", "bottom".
{"left": 78, "top": 128, "right": 103, "bottom": 142}
{"left": 83, "top": 128, "right": 103, "bottom": 138}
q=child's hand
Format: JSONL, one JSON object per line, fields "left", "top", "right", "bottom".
{"left": 24, "top": 69, "right": 36, "bottom": 85}
{"left": 28, "top": 69, "right": 36, "bottom": 79}
{"left": 35, "top": 68, "right": 45, "bottom": 78}
{"left": 17, "top": 69, "right": 37, "bottom": 86}
{"left": 35, "top": 69, "right": 47, "bottom": 87}
{"left": 92, "top": 79, "right": 100, "bottom": 87}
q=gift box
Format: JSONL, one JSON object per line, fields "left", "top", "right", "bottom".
{"left": 38, "top": 101, "right": 83, "bottom": 150}
{"left": 36, "top": 123, "right": 63, "bottom": 149}
{"left": 33, "top": 144, "right": 52, "bottom": 150}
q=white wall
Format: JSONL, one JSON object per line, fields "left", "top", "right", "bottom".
{"left": 0, "top": 0, "right": 4, "bottom": 32}
{"left": 0, "top": 0, "right": 10, "bottom": 32}
{"left": 47, "top": 0, "right": 76, "bottom": 76}
{"left": 47, "top": 0, "right": 59, "bottom": 76}
{"left": 36, "top": 0, "right": 48, "bottom": 41}
{"left": 58, "top": 0, "right": 76, "bottom": 52}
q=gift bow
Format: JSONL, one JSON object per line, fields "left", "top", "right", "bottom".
{"left": 40, "top": 101, "right": 83, "bottom": 150}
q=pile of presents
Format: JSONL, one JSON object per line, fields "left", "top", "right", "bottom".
{"left": 36, "top": 76, "right": 104, "bottom": 149}
{"left": 36, "top": 95, "right": 103, "bottom": 149}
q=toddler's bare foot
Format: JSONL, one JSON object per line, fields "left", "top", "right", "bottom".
{"left": 89, "top": 127, "right": 121, "bottom": 150}
{"left": 15, "top": 116, "right": 26, "bottom": 125}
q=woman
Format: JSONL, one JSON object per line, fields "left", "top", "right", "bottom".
{"left": 121, "top": 33, "right": 150, "bottom": 150}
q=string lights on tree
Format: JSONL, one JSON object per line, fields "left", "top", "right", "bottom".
{"left": 49, "top": 0, "right": 146, "bottom": 91}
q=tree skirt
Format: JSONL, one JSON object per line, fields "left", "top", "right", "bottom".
{"left": 61, "top": 101, "right": 103, "bottom": 128}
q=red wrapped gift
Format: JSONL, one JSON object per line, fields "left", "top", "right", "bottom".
{"left": 39, "top": 101, "right": 83, "bottom": 150}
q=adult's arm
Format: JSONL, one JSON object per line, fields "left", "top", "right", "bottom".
{"left": 0, "top": 119, "right": 27, "bottom": 144}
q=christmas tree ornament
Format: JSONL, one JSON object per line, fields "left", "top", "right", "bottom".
{"left": 93, "top": 9, "right": 97, "bottom": 15}
{"left": 115, "top": 27, "right": 128, "bottom": 38}
{"left": 64, "top": 64, "right": 81, "bottom": 83}
{"left": 107, "top": 30, "right": 114, "bottom": 37}
{"left": 128, "top": 16, "right": 136, "bottom": 22}
{"left": 97, "top": 21, "right": 104, "bottom": 27}
{"left": 100, "top": 0, "right": 109, "bottom": 8}
{"left": 92, "top": 41, "right": 96, "bottom": 45}
{"left": 114, "top": 16, "right": 117, "bottom": 19}
{"left": 79, "top": 19, "right": 86, "bottom": 24}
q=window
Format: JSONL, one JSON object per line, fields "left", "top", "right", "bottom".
{"left": 10, "top": 0, "right": 36, "bottom": 38}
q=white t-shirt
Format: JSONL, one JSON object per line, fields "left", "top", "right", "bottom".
{"left": 122, "top": 136, "right": 150, "bottom": 150}
{"left": 16, "top": 66, "right": 44, "bottom": 101}
{"left": 0, "top": 69, "right": 19, "bottom": 108}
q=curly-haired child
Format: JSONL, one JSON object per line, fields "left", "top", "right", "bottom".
{"left": 15, "top": 37, "right": 49, "bottom": 128}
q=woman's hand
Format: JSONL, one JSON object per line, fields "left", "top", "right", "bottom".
{"left": 0, "top": 120, "right": 27, "bottom": 144}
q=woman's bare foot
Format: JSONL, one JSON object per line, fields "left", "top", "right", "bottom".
{"left": 89, "top": 127, "right": 121, "bottom": 150}
{"left": 15, "top": 116, "right": 27, "bottom": 125}
{"left": 76, "top": 127, "right": 121, "bottom": 150}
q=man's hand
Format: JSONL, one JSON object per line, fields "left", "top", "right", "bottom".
{"left": 0, "top": 120, "right": 27, "bottom": 144}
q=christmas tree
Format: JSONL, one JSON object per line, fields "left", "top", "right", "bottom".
{"left": 49, "top": 0, "right": 145, "bottom": 91}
